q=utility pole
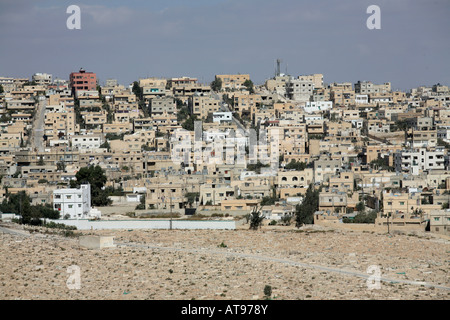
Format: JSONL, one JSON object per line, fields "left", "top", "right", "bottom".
{"left": 169, "top": 190, "right": 173, "bottom": 230}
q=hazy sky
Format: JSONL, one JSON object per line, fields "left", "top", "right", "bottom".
{"left": 0, "top": 0, "right": 449, "bottom": 91}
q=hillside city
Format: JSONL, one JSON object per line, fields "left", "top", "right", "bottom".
{"left": 1, "top": 66, "right": 450, "bottom": 301}
{"left": 0, "top": 68, "right": 449, "bottom": 235}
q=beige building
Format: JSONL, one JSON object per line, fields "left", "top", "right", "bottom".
{"left": 429, "top": 210, "right": 450, "bottom": 236}
{"left": 215, "top": 74, "right": 250, "bottom": 91}
{"left": 188, "top": 94, "right": 221, "bottom": 120}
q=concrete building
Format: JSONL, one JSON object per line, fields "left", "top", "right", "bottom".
{"left": 69, "top": 68, "right": 97, "bottom": 96}
{"left": 53, "top": 184, "right": 100, "bottom": 219}
{"left": 314, "top": 158, "right": 342, "bottom": 183}
{"left": 429, "top": 210, "right": 450, "bottom": 236}
{"left": 188, "top": 94, "right": 221, "bottom": 120}
{"left": 215, "top": 74, "right": 250, "bottom": 91}
{"left": 286, "top": 77, "right": 314, "bottom": 102}
{"left": 213, "top": 112, "right": 232, "bottom": 124}
{"left": 303, "top": 101, "right": 332, "bottom": 113}
{"left": 354, "top": 81, "right": 391, "bottom": 95}
{"left": 32, "top": 73, "right": 52, "bottom": 85}
{"left": 394, "top": 148, "right": 445, "bottom": 175}
{"left": 71, "top": 134, "right": 103, "bottom": 151}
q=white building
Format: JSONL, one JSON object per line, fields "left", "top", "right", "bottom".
{"left": 70, "top": 134, "right": 103, "bottom": 151}
{"left": 355, "top": 94, "right": 369, "bottom": 104}
{"left": 394, "top": 148, "right": 445, "bottom": 175}
{"left": 437, "top": 126, "right": 450, "bottom": 142}
{"left": 53, "top": 184, "right": 100, "bottom": 219}
{"left": 213, "top": 112, "right": 232, "bottom": 123}
{"left": 303, "top": 101, "right": 332, "bottom": 113}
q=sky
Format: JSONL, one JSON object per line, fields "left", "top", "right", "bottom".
{"left": 0, "top": 0, "right": 449, "bottom": 91}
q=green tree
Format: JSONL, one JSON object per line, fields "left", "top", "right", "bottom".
{"left": 0, "top": 114, "right": 10, "bottom": 123}
{"left": 70, "top": 165, "right": 111, "bottom": 206}
{"left": 247, "top": 161, "right": 269, "bottom": 174}
{"left": 243, "top": 79, "right": 254, "bottom": 93}
{"left": 135, "top": 194, "right": 146, "bottom": 210}
{"left": 295, "top": 184, "right": 320, "bottom": 227}
{"left": 285, "top": 159, "right": 307, "bottom": 171}
{"left": 249, "top": 206, "right": 264, "bottom": 230}
{"left": 132, "top": 81, "right": 142, "bottom": 99}
{"left": 100, "top": 140, "right": 111, "bottom": 151}
{"left": 0, "top": 191, "right": 59, "bottom": 224}
{"left": 182, "top": 114, "right": 198, "bottom": 131}
{"left": 0, "top": 84, "right": 4, "bottom": 94}
{"left": 210, "top": 78, "right": 222, "bottom": 92}
{"left": 356, "top": 201, "right": 365, "bottom": 213}
{"left": 185, "top": 192, "right": 199, "bottom": 208}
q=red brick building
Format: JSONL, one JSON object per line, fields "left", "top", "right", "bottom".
{"left": 69, "top": 68, "right": 97, "bottom": 96}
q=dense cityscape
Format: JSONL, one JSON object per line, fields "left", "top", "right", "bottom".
{"left": 0, "top": 69, "right": 449, "bottom": 232}
{"left": 0, "top": 0, "right": 448, "bottom": 306}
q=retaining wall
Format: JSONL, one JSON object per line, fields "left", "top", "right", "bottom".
{"left": 46, "top": 219, "right": 236, "bottom": 230}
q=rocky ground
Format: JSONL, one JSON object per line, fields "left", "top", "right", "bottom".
{"left": 0, "top": 221, "right": 449, "bottom": 300}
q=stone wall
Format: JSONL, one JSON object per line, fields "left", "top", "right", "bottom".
{"left": 46, "top": 219, "right": 236, "bottom": 230}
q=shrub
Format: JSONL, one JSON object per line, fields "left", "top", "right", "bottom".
{"left": 264, "top": 285, "right": 272, "bottom": 299}
{"left": 218, "top": 242, "right": 227, "bottom": 248}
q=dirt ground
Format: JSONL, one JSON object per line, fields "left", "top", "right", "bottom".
{"left": 0, "top": 221, "right": 449, "bottom": 300}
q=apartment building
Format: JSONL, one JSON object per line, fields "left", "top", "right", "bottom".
{"left": 70, "top": 134, "right": 103, "bottom": 151}
{"left": 44, "top": 109, "right": 77, "bottom": 140}
{"left": 140, "top": 78, "right": 167, "bottom": 102}
{"left": 231, "top": 92, "right": 262, "bottom": 117}
{"left": 53, "top": 184, "right": 98, "bottom": 219}
{"left": 150, "top": 97, "right": 176, "bottom": 115}
{"left": 277, "top": 169, "right": 314, "bottom": 189}
{"left": 69, "top": 68, "right": 97, "bottom": 95}
{"left": 200, "top": 182, "right": 235, "bottom": 206}
{"left": 188, "top": 94, "right": 221, "bottom": 120}
{"left": 330, "top": 88, "right": 355, "bottom": 106}
{"left": 394, "top": 148, "right": 445, "bottom": 175}
{"left": 303, "top": 101, "right": 332, "bottom": 113}
{"left": 429, "top": 210, "right": 450, "bottom": 236}
{"left": 318, "top": 192, "right": 350, "bottom": 214}
{"left": 215, "top": 74, "right": 250, "bottom": 91}
{"left": 286, "top": 77, "right": 314, "bottom": 102}
{"left": 327, "top": 170, "right": 354, "bottom": 193}
{"left": 354, "top": 81, "right": 391, "bottom": 95}
{"left": 32, "top": 73, "right": 52, "bottom": 85}
{"left": 377, "top": 192, "right": 427, "bottom": 226}
{"left": 314, "top": 158, "right": 342, "bottom": 183}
